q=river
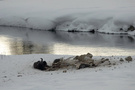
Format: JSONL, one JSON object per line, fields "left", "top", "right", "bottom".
{"left": 0, "top": 27, "right": 135, "bottom": 56}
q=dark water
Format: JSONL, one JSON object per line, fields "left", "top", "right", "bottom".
{"left": 0, "top": 27, "right": 135, "bottom": 56}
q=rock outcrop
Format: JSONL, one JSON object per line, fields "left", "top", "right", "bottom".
{"left": 33, "top": 53, "right": 134, "bottom": 71}
{"left": 125, "top": 56, "right": 132, "bottom": 62}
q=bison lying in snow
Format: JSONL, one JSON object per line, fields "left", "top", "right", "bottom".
{"left": 33, "top": 58, "right": 50, "bottom": 70}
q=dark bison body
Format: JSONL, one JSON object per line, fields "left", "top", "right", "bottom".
{"left": 33, "top": 58, "right": 49, "bottom": 70}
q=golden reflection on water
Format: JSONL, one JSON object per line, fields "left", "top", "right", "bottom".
{"left": 53, "top": 43, "right": 135, "bottom": 56}
{"left": 0, "top": 36, "right": 11, "bottom": 55}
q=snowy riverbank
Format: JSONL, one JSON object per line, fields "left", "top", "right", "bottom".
{"left": 0, "top": 0, "right": 135, "bottom": 35}
{"left": 0, "top": 54, "right": 135, "bottom": 90}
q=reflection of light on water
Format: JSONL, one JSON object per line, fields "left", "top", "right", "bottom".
{"left": 53, "top": 43, "right": 135, "bottom": 56}
{"left": 0, "top": 36, "right": 135, "bottom": 56}
{"left": 0, "top": 36, "right": 11, "bottom": 55}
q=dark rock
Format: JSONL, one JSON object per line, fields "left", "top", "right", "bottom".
{"left": 92, "top": 64, "right": 96, "bottom": 67}
{"left": 74, "top": 53, "right": 93, "bottom": 61}
{"left": 52, "top": 58, "right": 62, "bottom": 68}
{"left": 68, "top": 29, "right": 82, "bottom": 32}
{"left": 74, "top": 56, "right": 79, "bottom": 60}
{"left": 89, "top": 29, "right": 95, "bottom": 33}
{"left": 53, "top": 59, "right": 61, "bottom": 64}
{"left": 63, "top": 70, "right": 67, "bottom": 73}
{"left": 120, "top": 58, "right": 124, "bottom": 62}
{"left": 78, "top": 64, "right": 90, "bottom": 69}
{"left": 128, "top": 25, "right": 135, "bottom": 31}
{"left": 68, "top": 30, "right": 77, "bottom": 32}
{"left": 125, "top": 56, "right": 132, "bottom": 62}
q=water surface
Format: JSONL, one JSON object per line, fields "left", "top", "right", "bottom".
{"left": 0, "top": 27, "right": 135, "bottom": 56}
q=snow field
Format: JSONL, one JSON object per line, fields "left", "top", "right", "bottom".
{"left": 0, "top": 54, "right": 135, "bottom": 90}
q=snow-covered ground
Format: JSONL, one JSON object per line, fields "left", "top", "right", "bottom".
{"left": 0, "top": 54, "right": 135, "bottom": 90}
{"left": 0, "top": 0, "right": 135, "bottom": 35}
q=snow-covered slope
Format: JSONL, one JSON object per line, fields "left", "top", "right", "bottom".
{"left": 0, "top": 0, "right": 135, "bottom": 35}
{"left": 0, "top": 54, "right": 135, "bottom": 90}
